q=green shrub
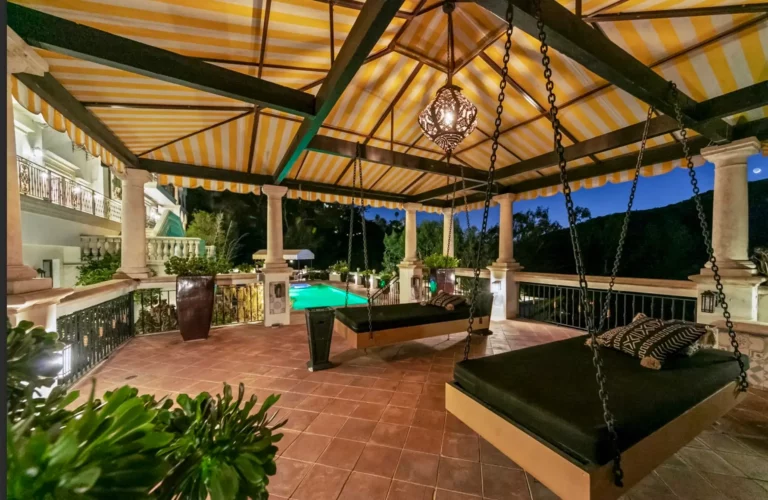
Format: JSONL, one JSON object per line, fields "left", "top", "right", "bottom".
{"left": 164, "top": 255, "right": 232, "bottom": 276}
{"left": 76, "top": 252, "right": 121, "bottom": 286}
{"left": 329, "top": 261, "right": 349, "bottom": 274}
{"left": 156, "top": 384, "right": 284, "bottom": 500}
{"left": 423, "top": 253, "right": 460, "bottom": 270}
{"left": 134, "top": 289, "right": 178, "bottom": 335}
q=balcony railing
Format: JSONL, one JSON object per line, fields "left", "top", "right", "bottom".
{"left": 515, "top": 273, "right": 698, "bottom": 331}
{"left": 80, "top": 235, "right": 205, "bottom": 262}
{"left": 18, "top": 156, "right": 121, "bottom": 223}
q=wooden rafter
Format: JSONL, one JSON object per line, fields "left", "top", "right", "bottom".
{"left": 7, "top": 3, "right": 316, "bottom": 119}
{"left": 474, "top": 0, "right": 731, "bottom": 142}
{"left": 139, "top": 110, "right": 254, "bottom": 157}
{"left": 586, "top": 4, "right": 768, "bottom": 22}
{"left": 272, "top": 0, "right": 407, "bottom": 183}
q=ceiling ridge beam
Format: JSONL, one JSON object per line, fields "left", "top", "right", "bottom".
{"left": 16, "top": 72, "right": 137, "bottom": 167}
{"left": 309, "top": 135, "right": 489, "bottom": 181}
{"left": 585, "top": 4, "right": 768, "bottom": 23}
{"left": 475, "top": 0, "right": 731, "bottom": 142}
{"left": 272, "top": 0, "right": 407, "bottom": 183}
{"left": 456, "top": 6, "right": 766, "bottom": 157}
{"left": 8, "top": 3, "right": 316, "bottom": 118}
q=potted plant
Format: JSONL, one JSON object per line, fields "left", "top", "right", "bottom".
{"left": 165, "top": 255, "right": 231, "bottom": 341}
{"left": 329, "top": 261, "right": 348, "bottom": 282}
{"left": 378, "top": 271, "right": 393, "bottom": 294}
{"left": 424, "top": 253, "right": 460, "bottom": 295}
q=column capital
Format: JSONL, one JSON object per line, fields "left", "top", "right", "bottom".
{"left": 7, "top": 29, "right": 49, "bottom": 76}
{"left": 492, "top": 193, "right": 516, "bottom": 204}
{"left": 701, "top": 137, "right": 761, "bottom": 167}
{"left": 403, "top": 202, "right": 424, "bottom": 212}
{"left": 124, "top": 168, "right": 153, "bottom": 186}
{"left": 261, "top": 184, "right": 289, "bottom": 198}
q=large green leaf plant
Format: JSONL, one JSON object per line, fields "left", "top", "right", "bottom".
{"left": 6, "top": 318, "right": 285, "bottom": 499}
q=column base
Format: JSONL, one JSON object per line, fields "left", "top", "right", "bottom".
{"left": 489, "top": 263, "right": 524, "bottom": 320}
{"left": 7, "top": 276, "right": 53, "bottom": 295}
{"left": 689, "top": 273, "right": 766, "bottom": 323}
{"left": 113, "top": 267, "right": 153, "bottom": 279}
{"left": 263, "top": 269, "right": 292, "bottom": 327}
{"left": 7, "top": 286, "right": 75, "bottom": 331}
{"left": 398, "top": 263, "right": 423, "bottom": 303}
{"left": 700, "top": 259, "right": 758, "bottom": 278}
{"left": 8, "top": 264, "right": 41, "bottom": 282}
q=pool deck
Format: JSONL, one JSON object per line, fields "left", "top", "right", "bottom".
{"left": 71, "top": 318, "right": 768, "bottom": 500}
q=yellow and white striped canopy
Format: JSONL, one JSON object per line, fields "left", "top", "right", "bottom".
{"left": 11, "top": 0, "right": 768, "bottom": 209}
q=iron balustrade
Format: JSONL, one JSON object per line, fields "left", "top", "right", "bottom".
{"left": 57, "top": 292, "right": 134, "bottom": 386}
{"left": 370, "top": 276, "right": 400, "bottom": 305}
{"left": 17, "top": 156, "right": 121, "bottom": 222}
{"left": 517, "top": 282, "right": 697, "bottom": 331}
{"left": 134, "top": 283, "right": 265, "bottom": 335}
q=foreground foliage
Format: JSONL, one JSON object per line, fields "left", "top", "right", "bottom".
{"left": 76, "top": 252, "right": 121, "bottom": 286}
{"left": 164, "top": 255, "right": 232, "bottom": 276}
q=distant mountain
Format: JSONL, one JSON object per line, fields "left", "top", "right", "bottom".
{"left": 515, "top": 178, "right": 768, "bottom": 280}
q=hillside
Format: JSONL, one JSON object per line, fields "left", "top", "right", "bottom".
{"left": 515, "top": 179, "right": 768, "bottom": 280}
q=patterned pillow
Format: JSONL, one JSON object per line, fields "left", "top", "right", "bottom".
{"left": 428, "top": 291, "right": 466, "bottom": 310}
{"left": 590, "top": 315, "right": 708, "bottom": 369}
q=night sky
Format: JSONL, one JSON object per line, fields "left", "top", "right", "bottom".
{"left": 367, "top": 154, "right": 768, "bottom": 228}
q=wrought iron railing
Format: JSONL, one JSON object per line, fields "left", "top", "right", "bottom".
{"left": 57, "top": 292, "right": 133, "bottom": 386}
{"left": 517, "top": 282, "right": 697, "bottom": 331}
{"left": 371, "top": 276, "right": 400, "bottom": 305}
{"left": 134, "top": 283, "right": 265, "bottom": 335}
{"left": 18, "top": 156, "right": 121, "bottom": 223}
{"left": 422, "top": 273, "right": 490, "bottom": 300}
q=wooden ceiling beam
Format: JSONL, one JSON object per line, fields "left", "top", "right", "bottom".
{"left": 585, "top": 4, "right": 768, "bottom": 22}
{"left": 16, "top": 72, "right": 137, "bottom": 167}
{"left": 272, "top": 0, "right": 407, "bottom": 183}
{"left": 8, "top": 3, "right": 316, "bottom": 118}
{"left": 307, "top": 135, "right": 490, "bottom": 181}
{"left": 313, "top": 0, "right": 413, "bottom": 19}
{"left": 474, "top": 0, "right": 732, "bottom": 143}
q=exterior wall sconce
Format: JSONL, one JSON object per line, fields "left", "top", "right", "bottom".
{"left": 492, "top": 280, "right": 502, "bottom": 293}
{"left": 411, "top": 275, "right": 422, "bottom": 301}
{"left": 700, "top": 290, "right": 718, "bottom": 313}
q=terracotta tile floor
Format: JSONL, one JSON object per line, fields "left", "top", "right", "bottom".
{"left": 72, "top": 319, "right": 768, "bottom": 500}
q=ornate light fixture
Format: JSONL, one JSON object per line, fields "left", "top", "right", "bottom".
{"left": 418, "top": 1, "right": 477, "bottom": 154}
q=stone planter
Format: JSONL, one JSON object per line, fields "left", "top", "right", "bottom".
{"left": 176, "top": 275, "right": 215, "bottom": 341}
{"left": 305, "top": 306, "right": 334, "bottom": 371}
{"left": 329, "top": 272, "right": 342, "bottom": 282}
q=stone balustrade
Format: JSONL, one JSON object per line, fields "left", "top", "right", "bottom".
{"left": 81, "top": 235, "right": 204, "bottom": 263}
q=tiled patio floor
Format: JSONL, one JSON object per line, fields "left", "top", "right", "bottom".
{"left": 72, "top": 319, "right": 768, "bottom": 500}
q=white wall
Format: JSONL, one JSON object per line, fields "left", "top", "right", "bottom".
{"left": 21, "top": 210, "right": 118, "bottom": 248}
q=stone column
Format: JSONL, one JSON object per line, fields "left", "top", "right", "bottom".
{"left": 399, "top": 202, "right": 424, "bottom": 303}
{"left": 6, "top": 30, "right": 73, "bottom": 328}
{"left": 442, "top": 209, "right": 455, "bottom": 257}
{"left": 691, "top": 137, "right": 765, "bottom": 323}
{"left": 113, "top": 169, "right": 152, "bottom": 279}
{"left": 261, "top": 185, "right": 291, "bottom": 326}
{"left": 489, "top": 194, "right": 522, "bottom": 320}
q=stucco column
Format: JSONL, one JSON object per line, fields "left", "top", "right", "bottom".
{"left": 6, "top": 30, "right": 73, "bottom": 324}
{"left": 442, "top": 209, "right": 455, "bottom": 257}
{"left": 489, "top": 194, "right": 522, "bottom": 320}
{"left": 692, "top": 137, "right": 765, "bottom": 323}
{"left": 399, "top": 202, "right": 424, "bottom": 303}
{"left": 114, "top": 168, "right": 152, "bottom": 279}
{"left": 701, "top": 138, "right": 761, "bottom": 273}
{"left": 261, "top": 185, "right": 291, "bottom": 326}
{"left": 262, "top": 184, "right": 290, "bottom": 271}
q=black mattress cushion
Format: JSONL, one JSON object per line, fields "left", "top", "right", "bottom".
{"left": 454, "top": 336, "right": 748, "bottom": 466}
{"left": 335, "top": 302, "right": 476, "bottom": 333}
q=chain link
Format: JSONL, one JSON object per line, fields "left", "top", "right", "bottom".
{"left": 670, "top": 83, "right": 749, "bottom": 393}
{"left": 533, "top": 0, "right": 624, "bottom": 487}
{"left": 357, "top": 150, "right": 374, "bottom": 340}
{"left": 344, "top": 146, "right": 358, "bottom": 308}
{"left": 446, "top": 153, "right": 457, "bottom": 257}
{"left": 462, "top": 1, "right": 513, "bottom": 362}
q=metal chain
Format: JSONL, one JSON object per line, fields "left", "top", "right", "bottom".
{"left": 533, "top": 0, "right": 624, "bottom": 487}
{"left": 596, "top": 105, "right": 655, "bottom": 333}
{"left": 670, "top": 84, "right": 749, "bottom": 392}
{"left": 356, "top": 151, "right": 374, "bottom": 340}
{"left": 462, "top": 1, "right": 513, "bottom": 362}
{"left": 344, "top": 145, "right": 358, "bottom": 308}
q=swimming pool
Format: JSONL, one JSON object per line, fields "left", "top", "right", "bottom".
{"left": 289, "top": 283, "right": 367, "bottom": 310}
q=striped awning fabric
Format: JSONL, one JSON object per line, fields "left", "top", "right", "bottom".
{"left": 10, "top": 0, "right": 767, "bottom": 210}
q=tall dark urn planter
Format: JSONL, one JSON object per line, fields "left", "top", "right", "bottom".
{"left": 305, "top": 306, "right": 334, "bottom": 371}
{"left": 176, "top": 275, "right": 215, "bottom": 341}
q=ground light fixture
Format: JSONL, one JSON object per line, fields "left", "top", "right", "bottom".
{"left": 417, "top": 1, "right": 477, "bottom": 153}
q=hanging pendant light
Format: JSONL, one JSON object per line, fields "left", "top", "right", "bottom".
{"left": 418, "top": 1, "right": 478, "bottom": 154}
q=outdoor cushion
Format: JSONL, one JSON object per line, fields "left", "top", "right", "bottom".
{"left": 335, "top": 302, "right": 473, "bottom": 333}
{"left": 453, "top": 336, "right": 747, "bottom": 466}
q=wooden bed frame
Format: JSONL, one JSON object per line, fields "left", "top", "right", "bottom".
{"left": 446, "top": 381, "right": 745, "bottom": 500}
{"left": 334, "top": 315, "right": 490, "bottom": 349}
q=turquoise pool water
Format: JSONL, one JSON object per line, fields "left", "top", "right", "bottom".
{"left": 289, "top": 283, "right": 367, "bottom": 310}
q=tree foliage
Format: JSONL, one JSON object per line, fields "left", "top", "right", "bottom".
{"left": 76, "top": 252, "right": 121, "bottom": 286}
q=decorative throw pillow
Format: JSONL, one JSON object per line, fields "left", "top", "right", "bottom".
{"left": 426, "top": 290, "right": 447, "bottom": 306}
{"left": 428, "top": 291, "right": 466, "bottom": 310}
{"left": 589, "top": 315, "right": 708, "bottom": 369}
